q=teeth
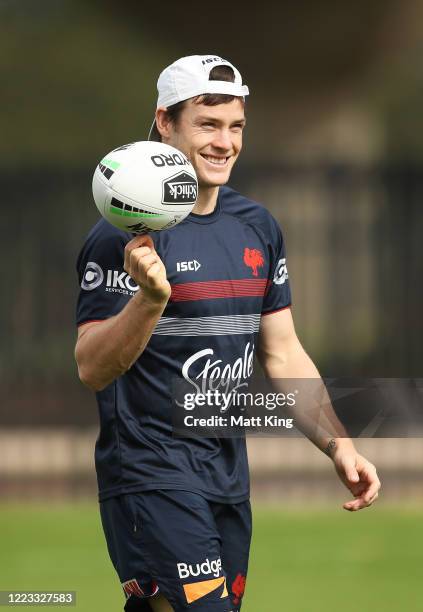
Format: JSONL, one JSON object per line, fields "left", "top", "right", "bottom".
{"left": 203, "top": 155, "right": 227, "bottom": 165}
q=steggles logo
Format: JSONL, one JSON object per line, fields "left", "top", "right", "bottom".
{"left": 180, "top": 343, "right": 254, "bottom": 401}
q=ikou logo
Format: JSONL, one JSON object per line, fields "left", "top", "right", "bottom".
{"left": 80, "top": 262, "right": 140, "bottom": 295}
{"left": 162, "top": 171, "right": 198, "bottom": 205}
{"left": 81, "top": 262, "right": 104, "bottom": 291}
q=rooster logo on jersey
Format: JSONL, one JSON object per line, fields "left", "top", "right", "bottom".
{"left": 243, "top": 248, "right": 264, "bottom": 277}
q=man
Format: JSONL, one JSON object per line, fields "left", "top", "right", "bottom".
{"left": 75, "top": 55, "right": 381, "bottom": 612}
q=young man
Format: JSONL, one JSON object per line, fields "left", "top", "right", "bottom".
{"left": 75, "top": 55, "right": 381, "bottom": 612}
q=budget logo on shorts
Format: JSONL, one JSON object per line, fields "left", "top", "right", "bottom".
{"left": 81, "top": 261, "right": 104, "bottom": 290}
{"left": 177, "top": 557, "right": 228, "bottom": 605}
{"left": 177, "top": 557, "right": 222, "bottom": 579}
{"left": 162, "top": 171, "right": 198, "bottom": 205}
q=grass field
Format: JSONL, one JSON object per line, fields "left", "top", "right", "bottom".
{"left": 0, "top": 502, "right": 421, "bottom": 611}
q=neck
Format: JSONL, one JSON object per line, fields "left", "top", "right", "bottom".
{"left": 192, "top": 185, "right": 219, "bottom": 215}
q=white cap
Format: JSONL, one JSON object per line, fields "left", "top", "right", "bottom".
{"left": 148, "top": 54, "right": 249, "bottom": 140}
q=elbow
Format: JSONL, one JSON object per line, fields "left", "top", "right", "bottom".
{"left": 257, "top": 350, "right": 288, "bottom": 377}
{"left": 77, "top": 363, "right": 106, "bottom": 392}
{"left": 74, "top": 338, "right": 128, "bottom": 392}
{"left": 75, "top": 347, "right": 109, "bottom": 392}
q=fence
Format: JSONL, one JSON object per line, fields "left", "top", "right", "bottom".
{"left": 1, "top": 162, "right": 422, "bottom": 501}
{"left": 0, "top": 429, "right": 422, "bottom": 504}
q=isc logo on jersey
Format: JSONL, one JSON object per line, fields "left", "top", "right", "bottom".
{"left": 177, "top": 260, "right": 201, "bottom": 272}
{"left": 177, "top": 557, "right": 222, "bottom": 580}
{"left": 81, "top": 262, "right": 139, "bottom": 295}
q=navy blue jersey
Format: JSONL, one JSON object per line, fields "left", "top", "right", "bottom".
{"left": 76, "top": 186, "right": 291, "bottom": 503}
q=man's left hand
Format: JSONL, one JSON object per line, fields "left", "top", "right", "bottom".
{"left": 332, "top": 449, "right": 381, "bottom": 511}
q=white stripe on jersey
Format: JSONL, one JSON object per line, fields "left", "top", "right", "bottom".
{"left": 152, "top": 313, "right": 261, "bottom": 336}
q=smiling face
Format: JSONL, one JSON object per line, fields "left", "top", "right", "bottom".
{"left": 160, "top": 98, "right": 246, "bottom": 189}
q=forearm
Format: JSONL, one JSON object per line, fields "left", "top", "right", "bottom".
{"left": 75, "top": 291, "right": 167, "bottom": 391}
{"left": 260, "top": 343, "right": 355, "bottom": 456}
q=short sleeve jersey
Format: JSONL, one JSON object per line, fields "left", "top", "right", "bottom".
{"left": 76, "top": 186, "right": 291, "bottom": 502}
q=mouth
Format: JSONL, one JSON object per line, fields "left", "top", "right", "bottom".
{"left": 200, "top": 154, "right": 230, "bottom": 167}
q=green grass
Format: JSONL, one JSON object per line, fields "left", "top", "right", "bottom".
{"left": 0, "top": 502, "right": 422, "bottom": 611}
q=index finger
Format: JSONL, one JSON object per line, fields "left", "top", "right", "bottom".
{"left": 124, "top": 234, "right": 154, "bottom": 271}
{"left": 362, "top": 476, "right": 381, "bottom": 504}
{"left": 344, "top": 476, "right": 381, "bottom": 511}
{"left": 126, "top": 234, "right": 154, "bottom": 251}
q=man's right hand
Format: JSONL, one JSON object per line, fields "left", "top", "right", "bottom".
{"left": 76, "top": 233, "right": 171, "bottom": 391}
{"left": 124, "top": 234, "right": 171, "bottom": 305}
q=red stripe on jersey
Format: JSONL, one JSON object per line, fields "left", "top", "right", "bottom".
{"left": 170, "top": 279, "right": 268, "bottom": 302}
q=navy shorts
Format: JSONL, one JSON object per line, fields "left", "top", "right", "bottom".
{"left": 99, "top": 490, "right": 252, "bottom": 612}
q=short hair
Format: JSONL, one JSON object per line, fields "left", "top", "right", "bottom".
{"left": 151, "top": 64, "right": 244, "bottom": 141}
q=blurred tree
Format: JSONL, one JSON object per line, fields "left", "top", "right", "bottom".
{"left": 4, "top": 0, "right": 423, "bottom": 164}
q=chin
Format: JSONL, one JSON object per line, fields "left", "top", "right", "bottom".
{"left": 199, "top": 177, "right": 230, "bottom": 188}
{"left": 199, "top": 171, "right": 232, "bottom": 188}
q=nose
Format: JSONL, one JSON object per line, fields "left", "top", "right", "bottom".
{"left": 211, "top": 128, "right": 232, "bottom": 151}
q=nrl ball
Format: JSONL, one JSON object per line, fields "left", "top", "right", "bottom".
{"left": 92, "top": 141, "right": 198, "bottom": 234}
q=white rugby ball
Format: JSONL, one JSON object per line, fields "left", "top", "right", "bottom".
{"left": 92, "top": 141, "right": 198, "bottom": 234}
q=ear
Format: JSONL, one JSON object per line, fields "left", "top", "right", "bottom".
{"left": 155, "top": 107, "right": 172, "bottom": 140}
